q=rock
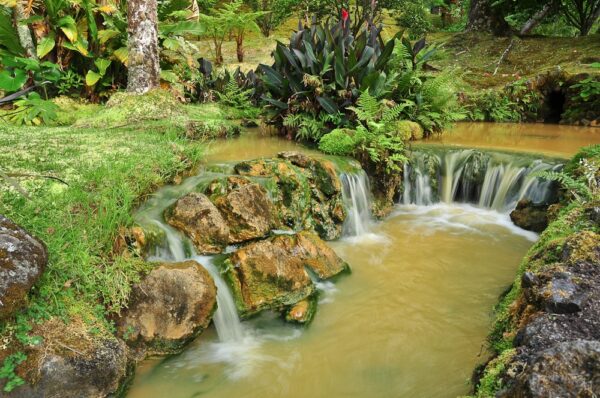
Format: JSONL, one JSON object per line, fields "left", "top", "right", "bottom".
{"left": 205, "top": 176, "right": 276, "bottom": 244}
{"left": 7, "top": 320, "right": 132, "bottom": 398}
{"left": 115, "top": 261, "right": 217, "bottom": 355}
{"left": 510, "top": 199, "right": 549, "bottom": 232}
{"left": 295, "top": 231, "right": 350, "bottom": 279}
{"left": 164, "top": 192, "right": 229, "bottom": 254}
{"left": 221, "top": 232, "right": 349, "bottom": 318}
{"left": 0, "top": 215, "right": 48, "bottom": 320}
{"left": 521, "top": 271, "right": 539, "bottom": 289}
{"left": 541, "top": 273, "right": 584, "bottom": 314}
{"left": 240, "top": 119, "right": 258, "bottom": 128}
{"left": 285, "top": 294, "right": 318, "bottom": 325}
{"left": 499, "top": 340, "right": 600, "bottom": 398}
{"left": 234, "top": 155, "right": 346, "bottom": 240}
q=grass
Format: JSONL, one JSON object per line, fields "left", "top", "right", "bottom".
{"left": 428, "top": 32, "right": 600, "bottom": 90}
{"left": 0, "top": 100, "right": 226, "bottom": 389}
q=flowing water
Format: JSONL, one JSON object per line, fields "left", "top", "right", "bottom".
{"left": 127, "top": 124, "right": 600, "bottom": 398}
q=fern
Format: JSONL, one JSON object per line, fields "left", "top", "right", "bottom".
{"left": 216, "top": 79, "right": 253, "bottom": 109}
{"left": 347, "top": 90, "right": 380, "bottom": 122}
{"left": 534, "top": 170, "right": 592, "bottom": 202}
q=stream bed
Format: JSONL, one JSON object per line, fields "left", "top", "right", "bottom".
{"left": 127, "top": 123, "right": 600, "bottom": 398}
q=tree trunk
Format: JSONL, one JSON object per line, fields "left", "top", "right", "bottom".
{"left": 581, "top": 4, "right": 600, "bottom": 35}
{"left": 466, "top": 0, "right": 511, "bottom": 36}
{"left": 519, "top": 2, "right": 556, "bottom": 35}
{"left": 127, "top": 0, "right": 160, "bottom": 94}
{"left": 236, "top": 36, "right": 244, "bottom": 63}
{"left": 13, "top": 1, "right": 37, "bottom": 60}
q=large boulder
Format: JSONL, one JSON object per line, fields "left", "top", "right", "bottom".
{"left": 164, "top": 192, "right": 229, "bottom": 254}
{"left": 499, "top": 340, "right": 600, "bottom": 398}
{"left": 0, "top": 215, "right": 48, "bottom": 320}
{"left": 6, "top": 320, "right": 132, "bottom": 398}
{"left": 233, "top": 153, "right": 346, "bottom": 240}
{"left": 510, "top": 199, "right": 549, "bottom": 232}
{"left": 205, "top": 176, "right": 276, "bottom": 244}
{"left": 115, "top": 261, "right": 217, "bottom": 355}
{"left": 222, "top": 232, "right": 349, "bottom": 318}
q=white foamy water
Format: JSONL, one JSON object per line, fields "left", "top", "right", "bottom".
{"left": 392, "top": 203, "right": 539, "bottom": 241}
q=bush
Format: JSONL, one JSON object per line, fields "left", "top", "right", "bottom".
{"left": 318, "top": 129, "right": 357, "bottom": 156}
{"left": 395, "top": 2, "right": 433, "bottom": 38}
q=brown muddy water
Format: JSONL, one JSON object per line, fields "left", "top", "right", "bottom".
{"left": 127, "top": 123, "right": 599, "bottom": 398}
{"left": 423, "top": 122, "right": 600, "bottom": 158}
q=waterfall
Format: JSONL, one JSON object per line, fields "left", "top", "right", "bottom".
{"left": 195, "top": 256, "right": 244, "bottom": 342}
{"left": 145, "top": 220, "right": 245, "bottom": 343}
{"left": 403, "top": 149, "right": 561, "bottom": 212}
{"left": 340, "top": 171, "right": 373, "bottom": 237}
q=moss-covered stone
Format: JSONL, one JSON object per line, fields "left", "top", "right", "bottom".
{"left": 204, "top": 176, "right": 277, "bottom": 244}
{"left": 220, "top": 232, "right": 349, "bottom": 318}
{"left": 164, "top": 192, "right": 229, "bottom": 254}
{"left": 233, "top": 153, "right": 346, "bottom": 240}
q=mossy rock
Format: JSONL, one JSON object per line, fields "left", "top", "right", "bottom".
{"left": 220, "top": 232, "right": 349, "bottom": 318}
{"left": 233, "top": 153, "right": 346, "bottom": 240}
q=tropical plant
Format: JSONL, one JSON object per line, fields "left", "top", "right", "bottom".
{"left": 4, "top": 92, "right": 59, "bottom": 125}
{"left": 259, "top": 16, "right": 400, "bottom": 138}
{"left": 571, "top": 74, "right": 600, "bottom": 102}
{"left": 222, "top": 1, "right": 265, "bottom": 62}
{"left": 535, "top": 157, "right": 599, "bottom": 202}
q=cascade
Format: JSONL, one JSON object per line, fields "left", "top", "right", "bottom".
{"left": 403, "top": 149, "right": 561, "bottom": 212}
{"left": 146, "top": 220, "right": 245, "bottom": 342}
{"left": 340, "top": 171, "right": 373, "bottom": 237}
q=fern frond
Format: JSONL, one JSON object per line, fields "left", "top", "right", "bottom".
{"left": 534, "top": 170, "right": 592, "bottom": 202}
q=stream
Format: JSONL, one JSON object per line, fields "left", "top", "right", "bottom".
{"left": 127, "top": 123, "right": 600, "bottom": 398}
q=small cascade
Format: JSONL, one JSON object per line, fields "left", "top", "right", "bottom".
{"left": 144, "top": 219, "right": 245, "bottom": 343}
{"left": 340, "top": 171, "right": 373, "bottom": 237}
{"left": 403, "top": 149, "right": 561, "bottom": 212}
{"left": 196, "top": 256, "right": 244, "bottom": 342}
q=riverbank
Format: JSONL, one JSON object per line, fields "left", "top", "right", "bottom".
{"left": 0, "top": 98, "right": 243, "bottom": 392}
{"left": 470, "top": 144, "right": 600, "bottom": 397}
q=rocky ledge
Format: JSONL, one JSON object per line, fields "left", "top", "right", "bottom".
{"left": 473, "top": 202, "right": 600, "bottom": 397}
{"left": 162, "top": 152, "right": 347, "bottom": 256}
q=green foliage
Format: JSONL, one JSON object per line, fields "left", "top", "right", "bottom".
{"left": 245, "top": 0, "right": 298, "bottom": 37}
{"left": 571, "top": 75, "right": 600, "bottom": 102}
{"left": 57, "top": 70, "right": 84, "bottom": 95}
{"left": 319, "top": 90, "right": 408, "bottom": 172}
{"left": 388, "top": 38, "right": 465, "bottom": 132}
{"left": 5, "top": 93, "right": 59, "bottom": 126}
{"left": 535, "top": 155, "right": 599, "bottom": 203}
{"left": 216, "top": 79, "right": 254, "bottom": 110}
{"left": 395, "top": 1, "right": 433, "bottom": 38}
{"left": 259, "top": 16, "right": 399, "bottom": 138}
{"left": 318, "top": 128, "right": 357, "bottom": 155}
{"left": 467, "top": 79, "right": 542, "bottom": 123}
{"left": 0, "top": 352, "right": 26, "bottom": 392}
{"left": 0, "top": 55, "right": 61, "bottom": 94}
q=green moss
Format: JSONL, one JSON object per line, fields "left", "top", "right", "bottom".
{"left": 473, "top": 349, "right": 517, "bottom": 398}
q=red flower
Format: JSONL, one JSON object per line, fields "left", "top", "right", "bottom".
{"left": 341, "top": 8, "right": 349, "bottom": 27}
